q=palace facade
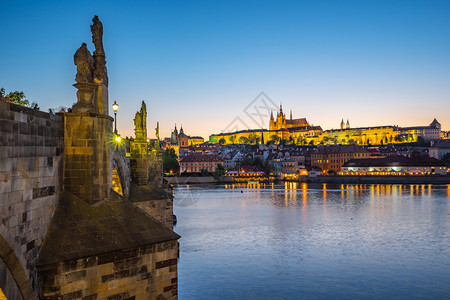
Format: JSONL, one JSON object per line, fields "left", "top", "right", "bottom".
{"left": 209, "top": 106, "right": 442, "bottom": 146}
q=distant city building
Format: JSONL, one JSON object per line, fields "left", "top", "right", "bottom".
{"left": 400, "top": 118, "right": 441, "bottom": 141}
{"left": 429, "top": 140, "right": 450, "bottom": 160}
{"left": 340, "top": 153, "right": 447, "bottom": 175}
{"left": 179, "top": 153, "right": 224, "bottom": 173}
{"left": 167, "top": 124, "right": 204, "bottom": 148}
{"left": 311, "top": 144, "right": 370, "bottom": 172}
{"left": 209, "top": 105, "right": 442, "bottom": 146}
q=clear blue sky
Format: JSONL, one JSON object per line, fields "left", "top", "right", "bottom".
{"left": 1, "top": 0, "right": 449, "bottom": 139}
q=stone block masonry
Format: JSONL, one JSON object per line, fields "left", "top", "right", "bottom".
{"left": 64, "top": 112, "right": 113, "bottom": 204}
{"left": 0, "top": 100, "right": 64, "bottom": 299}
{"left": 37, "top": 191, "right": 180, "bottom": 299}
{"left": 39, "top": 240, "right": 178, "bottom": 299}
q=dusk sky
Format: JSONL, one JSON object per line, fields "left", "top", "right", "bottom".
{"left": 1, "top": 0, "right": 449, "bottom": 140}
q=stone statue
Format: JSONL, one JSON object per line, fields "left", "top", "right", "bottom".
{"left": 140, "top": 101, "right": 147, "bottom": 131}
{"left": 134, "top": 111, "right": 142, "bottom": 131}
{"left": 134, "top": 101, "right": 147, "bottom": 140}
{"left": 155, "top": 122, "right": 160, "bottom": 141}
{"left": 91, "top": 15, "right": 104, "bottom": 55}
{"left": 91, "top": 15, "right": 108, "bottom": 86}
{"left": 74, "top": 43, "right": 94, "bottom": 83}
{"left": 155, "top": 122, "right": 161, "bottom": 151}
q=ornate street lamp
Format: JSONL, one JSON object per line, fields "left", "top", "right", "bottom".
{"left": 112, "top": 101, "right": 119, "bottom": 133}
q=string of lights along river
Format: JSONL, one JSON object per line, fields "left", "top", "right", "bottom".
{"left": 173, "top": 183, "right": 450, "bottom": 299}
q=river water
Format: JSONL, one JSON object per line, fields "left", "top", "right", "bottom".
{"left": 173, "top": 183, "right": 450, "bottom": 299}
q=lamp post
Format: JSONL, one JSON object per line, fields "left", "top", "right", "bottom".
{"left": 112, "top": 101, "right": 119, "bottom": 134}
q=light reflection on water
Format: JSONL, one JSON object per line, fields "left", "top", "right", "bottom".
{"left": 174, "top": 183, "right": 450, "bottom": 299}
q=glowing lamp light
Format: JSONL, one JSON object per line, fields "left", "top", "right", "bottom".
{"left": 112, "top": 101, "right": 119, "bottom": 112}
{"left": 115, "top": 136, "right": 122, "bottom": 142}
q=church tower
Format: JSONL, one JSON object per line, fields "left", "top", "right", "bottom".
{"left": 340, "top": 119, "right": 345, "bottom": 130}
{"left": 346, "top": 119, "right": 350, "bottom": 129}
{"left": 269, "top": 111, "right": 275, "bottom": 130}
{"left": 171, "top": 124, "right": 179, "bottom": 145}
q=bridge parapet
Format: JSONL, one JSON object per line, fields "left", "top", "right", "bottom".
{"left": 0, "top": 100, "right": 64, "bottom": 299}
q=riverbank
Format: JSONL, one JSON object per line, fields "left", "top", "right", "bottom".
{"left": 303, "top": 175, "right": 450, "bottom": 184}
{"left": 166, "top": 175, "right": 450, "bottom": 185}
{"left": 165, "top": 176, "right": 233, "bottom": 184}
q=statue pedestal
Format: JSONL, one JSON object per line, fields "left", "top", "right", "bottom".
{"left": 63, "top": 112, "right": 113, "bottom": 204}
{"left": 72, "top": 83, "right": 96, "bottom": 113}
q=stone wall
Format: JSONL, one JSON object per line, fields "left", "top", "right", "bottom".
{"left": 63, "top": 112, "right": 112, "bottom": 204}
{"left": 0, "top": 257, "right": 23, "bottom": 300}
{"left": 0, "top": 100, "right": 64, "bottom": 299}
{"left": 40, "top": 240, "right": 178, "bottom": 299}
{"left": 134, "top": 198, "right": 174, "bottom": 229}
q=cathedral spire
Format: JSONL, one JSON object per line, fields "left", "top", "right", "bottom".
{"left": 346, "top": 119, "right": 350, "bottom": 129}
{"left": 340, "top": 118, "right": 345, "bottom": 130}
{"left": 290, "top": 109, "right": 292, "bottom": 120}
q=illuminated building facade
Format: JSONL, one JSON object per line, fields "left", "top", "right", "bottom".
{"left": 311, "top": 144, "right": 370, "bottom": 172}
{"left": 209, "top": 105, "right": 442, "bottom": 146}
{"left": 399, "top": 119, "right": 441, "bottom": 141}
{"left": 179, "top": 153, "right": 224, "bottom": 173}
{"left": 269, "top": 105, "right": 309, "bottom": 130}
{"left": 340, "top": 154, "right": 447, "bottom": 175}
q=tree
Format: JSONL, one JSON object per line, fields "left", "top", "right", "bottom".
{"left": 416, "top": 136, "right": 426, "bottom": 146}
{"left": 229, "top": 135, "right": 236, "bottom": 144}
{"left": 1, "top": 87, "right": 30, "bottom": 107}
{"left": 252, "top": 157, "right": 264, "bottom": 168}
{"left": 163, "top": 148, "right": 179, "bottom": 174}
{"left": 214, "top": 164, "right": 225, "bottom": 179}
{"left": 270, "top": 135, "right": 280, "bottom": 144}
{"left": 240, "top": 157, "right": 253, "bottom": 166}
{"left": 247, "top": 133, "right": 257, "bottom": 144}
{"left": 218, "top": 138, "right": 226, "bottom": 145}
{"left": 239, "top": 136, "right": 249, "bottom": 144}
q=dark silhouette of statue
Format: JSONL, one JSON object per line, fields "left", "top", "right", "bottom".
{"left": 91, "top": 15, "right": 108, "bottom": 86}
{"left": 74, "top": 43, "right": 93, "bottom": 83}
{"left": 91, "top": 15, "right": 104, "bottom": 55}
{"left": 134, "top": 101, "right": 147, "bottom": 140}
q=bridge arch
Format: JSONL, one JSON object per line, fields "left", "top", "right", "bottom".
{"left": 112, "top": 153, "right": 129, "bottom": 199}
{"left": 0, "top": 231, "right": 37, "bottom": 300}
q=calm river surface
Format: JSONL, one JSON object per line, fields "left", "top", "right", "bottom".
{"left": 173, "top": 183, "right": 450, "bottom": 299}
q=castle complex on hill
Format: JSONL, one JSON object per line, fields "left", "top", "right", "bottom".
{"left": 209, "top": 105, "right": 441, "bottom": 145}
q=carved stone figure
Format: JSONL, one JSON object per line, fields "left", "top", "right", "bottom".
{"left": 74, "top": 43, "right": 93, "bottom": 83}
{"left": 155, "top": 122, "right": 161, "bottom": 151}
{"left": 91, "top": 15, "right": 108, "bottom": 86}
{"left": 133, "top": 101, "right": 147, "bottom": 141}
{"left": 134, "top": 111, "right": 142, "bottom": 131}
{"left": 155, "top": 122, "right": 160, "bottom": 141}
{"left": 140, "top": 101, "right": 147, "bottom": 131}
{"left": 91, "top": 15, "right": 104, "bottom": 55}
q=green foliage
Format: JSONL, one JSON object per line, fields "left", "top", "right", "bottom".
{"left": 416, "top": 136, "right": 428, "bottom": 146}
{"left": 270, "top": 135, "right": 280, "bottom": 144}
{"left": 248, "top": 133, "right": 257, "bottom": 144}
{"left": 1, "top": 87, "right": 30, "bottom": 107}
{"left": 239, "top": 136, "right": 249, "bottom": 144}
{"left": 163, "top": 148, "right": 179, "bottom": 174}
{"left": 229, "top": 135, "right": 236, "bottom": 144}
{"left": 218, "top": 138, "right": 226, "bottom": 145}
{"left": 214, "top": 164, "right": 225, "bottom": 179}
